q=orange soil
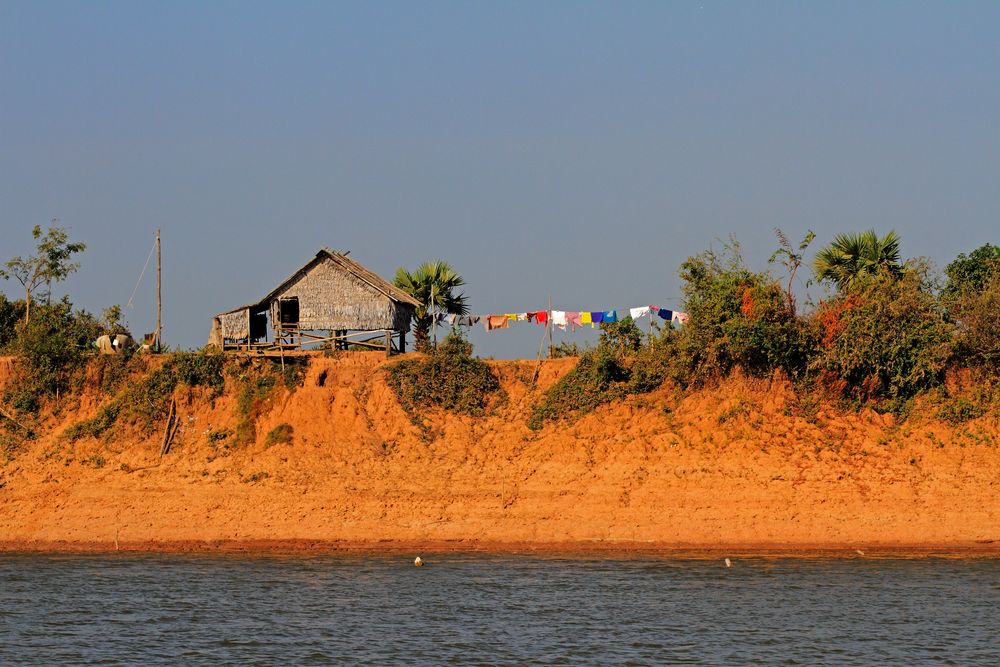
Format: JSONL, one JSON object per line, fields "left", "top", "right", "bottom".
{"left": 1, "top": 353, "right": 998, "bottom": 554}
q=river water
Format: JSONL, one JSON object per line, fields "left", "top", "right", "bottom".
{"left": 1, "top": 553, "right": 998, "bottom": 665}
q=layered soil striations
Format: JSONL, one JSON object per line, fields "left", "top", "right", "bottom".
{"left": 1, "top": 353, "right": 998, "bottom": 552}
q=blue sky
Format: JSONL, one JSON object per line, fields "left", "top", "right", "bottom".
{"left": 1, "top": 1, "right": 997, "bottom": 356}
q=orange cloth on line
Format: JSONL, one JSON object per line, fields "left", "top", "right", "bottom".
{"left": 486, "top": 315, "right": 509, "bottom": 331}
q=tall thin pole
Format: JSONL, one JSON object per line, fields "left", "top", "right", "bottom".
{"left": 431, "top": 285, "right": 437, "bottom": 349}
{"left": 547, "top": 294, "right": 554, "bottom": 359}
{"left": 156, "top": 228, "right": 162, "bottom": 352}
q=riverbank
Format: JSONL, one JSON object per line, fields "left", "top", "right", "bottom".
{"left": 1, "top": 353, "right": 998, "bottom": 553}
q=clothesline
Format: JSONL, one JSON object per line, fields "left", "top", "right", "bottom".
{"left": 434, "top": 305, "right": 689, "bottom": 332}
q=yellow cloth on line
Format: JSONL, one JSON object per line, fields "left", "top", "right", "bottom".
{"left": 505, "top": 313, "right": 517, "bottom": 321}
{"left": 580, "top": 311, "right": 592, "bottom": 325}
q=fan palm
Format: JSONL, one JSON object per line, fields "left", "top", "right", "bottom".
{"left": 393, "top": 260, "right": 469, "bottom": 351}
{"left": 813, "top": 230, "right": 903, "bottom": 290}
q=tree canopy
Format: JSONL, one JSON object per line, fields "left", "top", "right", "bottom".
{"left": 813, "top": 230, "right": 903, "bottom": 290}
{"left": 0, "top": 223, "right": 86, "bottom": 323}
{"left": 393, "top": 260, "right": 469, "bottom": 351}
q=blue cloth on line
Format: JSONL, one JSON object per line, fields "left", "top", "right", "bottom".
{"left": 591, "top": 312, "right": 604, "bottom": 324}
{"left": 603, "top": 310, "right": 618, "bottom": 323}
{"left": 658, "top": 308, "right": 673, "bottom": 321}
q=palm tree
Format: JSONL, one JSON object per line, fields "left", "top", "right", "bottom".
{"left": 393, "top": 261, "right": 470, "bottom": 351}
{"left": 813, "top": 230, "right": 903, "bottom": 290}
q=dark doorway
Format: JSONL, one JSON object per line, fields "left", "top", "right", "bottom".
{"left": 278, "top": 297, "right": 300, "bottom": 328}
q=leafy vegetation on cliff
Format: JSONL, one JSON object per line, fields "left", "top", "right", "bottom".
{"left": 386, "top": 332, "right": 501, "bottom": 419}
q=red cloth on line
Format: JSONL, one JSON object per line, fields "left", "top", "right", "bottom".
{"left": 533, "top": 311, "right": 548, "bottom": 324}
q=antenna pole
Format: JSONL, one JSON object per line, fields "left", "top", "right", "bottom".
{"left": 156, "top": 228, "right": 162, "bottom": 352}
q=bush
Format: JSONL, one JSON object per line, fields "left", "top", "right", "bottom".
{"left": 0, "top": 295, "right": 24, "bottom": 350}
{"left": 942, "top": 244, "right": 1000, "bottom": 302}
{"left": 264, "top": 423, "right": 294, "bottom": 447}
{"left": 810, "top": 267, "right": 955, "bottom": 409}
{"left": 386, "top": 331, "right": 501, "bottom": 418}
{"left": 673, "top": 246, "right": 816, "bottom": 383}
{"left": 528, "top": 320, "right": 675, "bottom": 430}
{"left": 64, "top": 351, "right": 226, "bottom": 441}
{"left": 528, "top": 348, "right": 629, "bottom": 429}
{"left": 951, "top": 274, "right": 1000, "bottom": 370}
{"left": 3, "top": 299, "right": 102, "bottom": 412}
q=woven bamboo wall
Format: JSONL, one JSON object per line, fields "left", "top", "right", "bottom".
{"left": 219, "top": 309, "right": 250, "bottom": 339}
{"left": 270, "top": 258, "right": 413, "bottom": 332}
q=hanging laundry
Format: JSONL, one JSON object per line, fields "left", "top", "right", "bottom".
{"left": 629, "top": 306, "right": 650, "bottom": 319}
{"left": 504, "top": 313, "right": 518, "bottom": 322}
{"left": 517, "top": 313, "right": 529, "bottom": 322}
{"left": 533, "top": 311, "right": 548, "bottom": 325}
{"left": 591, "top": 312, "right": 604, "bottom": 324}
{"left": 672, "top": 311, "right": 689, "bottom": 326}
{"left": 658, "top": 308, "right": 673, "bottom": 321}
{"left": 567, "top": 311, "right": 582, "bottom": 328}
{"left": 603, "top": 310, "right": 618, "bottom": 323}
{"left": 552, "top": 311, "right": 567, "bottom": 330}
{"left": 456, "top": 315, "right": 480, "bottom": 326}
{"left": 486, "top": 315, "right": 509, "bottom": 331}
{"left": 580, "top": 311, "right": 592, "bottom": 325}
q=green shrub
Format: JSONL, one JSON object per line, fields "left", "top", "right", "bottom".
{"left": 3, "top": 299, "right": 102, "bottom": 412}
{"left": 529, "top": 321, "right": 676, "bottom": 430}
{"left": 949, "top": 273, "right": 1000, "bottom": 371}
{"left": 528, "top": 349, "right": 628, "bottom": 429}
{"left": 264, "top": 423, "right": 294, "bottom": 447}
{"left": 231, "top": 367, "right": 284, "bottom": 445}
{"left": 811, "top": 267, "right": 956, "bottom": 410}
{"left": 673, "top": 244, "right": 816, "bottom": 384}
{"left": 63, "top": 403, "right": 120, "bottom": 442}
{"left": 386, "top": 331, "right": 501, "bottom": 418}
{"left": 942, "top": 243, "right": 1000, "bottom": 302}
{"left": 206, "top": 427, "right": 232, "bottom": 443}
{"left": 64, "top": 351, "right": 227, "bottom": 441}
{"left": 0, "top": 295, "right": 24, "bottom": 350}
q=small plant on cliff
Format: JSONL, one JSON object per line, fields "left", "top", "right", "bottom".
{"left": 264, "top": 423, "right": 294, "bottom": 447}
{"left": 64, "top": 351, "right": 225, "bottom": 441}
{"left": 528, "top": 318, "right": 675, "bottom": 430}
{"left": 386, "top": 331, "right": 501, "bottom": 419}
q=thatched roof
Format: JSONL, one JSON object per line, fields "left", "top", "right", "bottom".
{"left": 260, "top": 248, "right": 420, "bottom": 308}
{"left": 214, "top": 248, "right": 419, "bottom": 317}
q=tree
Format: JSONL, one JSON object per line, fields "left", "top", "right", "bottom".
{"left": 0, "top": 223, "right": 86, "bottom": 324}
{"left": 102, "top": 304, "right": 128, "bottom": 335}
{"left": 942, "top": 244, "right": 1000, "bottom": 369}
{"left": 769, "top": 228, "right": 815, "bottom": 315}
{"left": 942, "top": 243, "right": 1000, "bottom": 302}
{"left": 813, "top": 230, "right": 903, "bottom": 291}
{"left": 393, "top": 261, "right": 469, "bottom": 351}
{"left": 811, "top": 266, "right": 955, "bottom": 409}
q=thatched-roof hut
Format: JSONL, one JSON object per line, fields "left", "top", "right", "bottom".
{"left": 209, "top": 248, "right": 419, "bottom": 354}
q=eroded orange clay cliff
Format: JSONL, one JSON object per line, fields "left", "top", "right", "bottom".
{"left": 1, "top": 353, "right": 998, "bottom": 553}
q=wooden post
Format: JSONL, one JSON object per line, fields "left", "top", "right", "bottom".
{"left": 431, "top": 286, "right": 437, "bottom": 349}
{"left": 399, "top": 330, "right": 406, "bottom": 353}
{"left": 155, "top": 228, "right": 162, "bottom": 352}
{"left": 384, "top": 329, "right": 392, "bottom": 358}
{"left": 547, "top": 294, "right": 554, "bottom": 359}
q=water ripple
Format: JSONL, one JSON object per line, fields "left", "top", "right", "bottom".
{"left": 0, "top": 554, "right": 999, "bottom": 665}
